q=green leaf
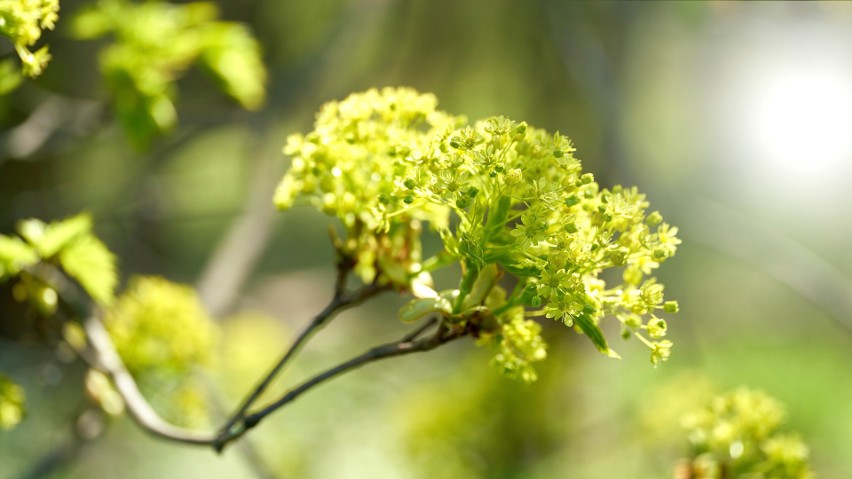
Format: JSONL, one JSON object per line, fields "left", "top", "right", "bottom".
{"left": 0, "top": 234, "right": 39, "bottom": 278}
{"left": 575, "top": 312, "right": 619, "bottom": 358}
{"left": 199, "top": 23, "right": 266, "bottom": 110}
{"left": 462, "top": 263, "right": 501, "bottom": 310}
{"left": 59, "top": 234, "right": 118, "bottom": 305}
{"left": 484, "top": 195, "right": 512, "bottom": 239}
{"left": 498, "top": 260, "right": 540, "bottom": 279}
{"left": 71, "top": 0, "right": 266, "bottom": 149}
{"left": 19, "top": 213, "right": 93, "bottom": 258}
{"left": 399, "top": 295, "right": 453, "bottom": 324}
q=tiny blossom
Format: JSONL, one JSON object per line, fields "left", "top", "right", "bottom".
{"left": 477, "top": 306, "right": 547, "bottom": 383}
{"left": 646, "top": 316, "right": 667, "bottom": 339}
{"left": 510, "top": 209, "right": 549, "bottom": 247}
{"left": 650, "top": 339, "right": 672, "bottom": 366}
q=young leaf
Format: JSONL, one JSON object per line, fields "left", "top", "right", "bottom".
{"left": 18, "top": 213, "right": 93, "bottom": 259}
{"left": 0, "top": 235, "right": 38, "bottom": 278}
{"left": 198, "top": 23, "right": 266, "bottom": 110}
{"left": 399, "top": 296, "right": 453, "bottom": 324}
{"left": 59, "top": 234, "right": 118, "bottom": 305}
{"left": 575, "top": 312, "right": 619, "bottom": 358}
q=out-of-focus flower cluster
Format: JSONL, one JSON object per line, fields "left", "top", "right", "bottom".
{"left": 0, "top": 374, "right": 25, "bottom": 431}
{"left": 104, "top": 276, "right": 216, "bottom": 376}
{"left": 276, "top": 87, "right": 680, "bottom": 381}
{"left": 679, "top": 388, "right": 813, "bottom": 479}
{"left": 0, "top": 0, "right": 59, "bottom": 82}
{"left": 102, "top": 276, "right": 217, "bottom": 426}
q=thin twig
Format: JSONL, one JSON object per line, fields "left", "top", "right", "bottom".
{"left": 214, "top": 324, "right": 463, "bottom": 450}
{"left": 215, "top": 279, "right": 387, "bottom": 444}
{"left": 401, "top": 317, "right": 438, "bottom": 342}
{"left": 202, "top": 376, "right": 282, "bottom": 479}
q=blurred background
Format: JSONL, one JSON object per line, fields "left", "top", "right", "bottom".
{"left": 2, "top": 1, "right": 852, "bottom": 477}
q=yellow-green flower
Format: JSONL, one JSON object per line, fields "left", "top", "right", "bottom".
{"left": 278, "top": 88, "right": 681, "bottom": 380}
{"left": 103, "top": 276, "right": 217, "bottom": 376}
{"left": 0, "top": 0, "right": 59, "bottom": 78}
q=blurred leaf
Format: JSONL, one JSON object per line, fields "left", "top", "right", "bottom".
{"left": 71, "top": 0, "right": 267, "bottom": 149}
{"left": 199, "top": 23, "right": 266, "bottom": 110}
{"left": 0, "top": 235, "right": 38, "bottom": 278}
{"left": 59, "top": 233, "right": 118, "bottom": 305}
{"left": 399, "top": 296, "right": 452, "bottom": 323}
{"left": 18, "top": 213, "right": 92, "bottom": 259}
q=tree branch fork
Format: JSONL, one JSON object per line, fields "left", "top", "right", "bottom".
{"left": 43, "top": 262, "right": 461, "bottom": 453}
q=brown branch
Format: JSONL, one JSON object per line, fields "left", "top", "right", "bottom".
{"left": 214, "top": 324, "right": 463, "bottom": 451}
{"left": 215, "top": 278, "right": 387, "bottom": 445}
{"left": 401, "top": 316, "right": 438, "bottom": 342}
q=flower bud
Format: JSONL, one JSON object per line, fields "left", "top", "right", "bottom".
{"left": 664, "top": 300, "right": 679, "bottom": 313}
{"left": 646, "top": 210, "right": 663, "bottom": 226}
{"left": 505, "top": 168, "right": 523, "bottom": 186}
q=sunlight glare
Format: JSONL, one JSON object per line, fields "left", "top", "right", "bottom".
{"left": 747, "top": 64, "right": 852, "bottom": 178}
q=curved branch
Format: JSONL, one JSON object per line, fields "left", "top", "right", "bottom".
{"left": 216, "top": 280, "right": 387, "bottom": 442}
{"left": 34, "top": 263, "right": 220, "bottom": 446}
{"left": 37, "top": 261, "right": 441, "bottom": 454}
{"left": 214, "top": 324, "right": 463, "bottom": 451}
{"left": 82, "top": 315, "right": 219, "bottom": 446}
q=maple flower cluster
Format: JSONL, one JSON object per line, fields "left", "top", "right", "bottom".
{"left": 276, "top": 87, "right": 680, "bottom": 381}
{"left": 0, "top": 0, "right": 59, "bottom": 78}
{"left": 680, "top": 388, "right": 813, "bottom": 479}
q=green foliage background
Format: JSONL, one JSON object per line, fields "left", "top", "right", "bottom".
{"left": 2, "top": 1, "right": 852, "bottom": 478}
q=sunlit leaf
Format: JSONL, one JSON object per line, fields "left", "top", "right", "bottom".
{"left": 0, "top": 235, "right": 38, "bottom": 278}
{"left": 575, "top": 311, "right": 618, "bottom": 358}
{"left": 18, "top": 213, "right": 92, "bottom": 259}
{"left": 59, "top": 234, "right": 118, "bottom": 305}
{"left": 199, "top": 23, "right": 266, "bottom": 110}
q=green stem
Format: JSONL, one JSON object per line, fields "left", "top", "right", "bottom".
{"left": 418, "top": 250, "right": 456, "bottom": 273}
{"left": 453, "top": 262, "right": 479, "bottom": 313}
{"left": 491, "top": 301, "right": 515, "bottom": 317}
{"left": 484, "top": 194, "right": 512, "bottom": 241}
